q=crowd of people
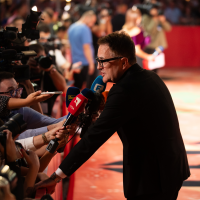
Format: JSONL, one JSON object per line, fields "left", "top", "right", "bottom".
{"left": 0, "top": 0, "right": 193, "bottom": 199}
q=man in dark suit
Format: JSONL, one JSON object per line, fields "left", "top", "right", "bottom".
{"left": 35, "top": 32, "right": 190, "bottom": 199}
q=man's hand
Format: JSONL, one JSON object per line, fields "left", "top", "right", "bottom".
{"left": 25, "top": 90, "right": 53, "bottom": 105}
{"left": 34, "top": 178, "right": 57, "bottom": 194}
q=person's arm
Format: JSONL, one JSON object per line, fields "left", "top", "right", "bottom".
{"left": 6, "top": 91, "right": 53, "bottom": 110}
{"left": 21, "top": 149, "right": 40, "bottom": 198}
{"left": 20, "top": 80, "right": 43, "bottom": 114}
{"left": 45, "top": 65, "right": 67, "bottom": 93}
{"left": 159, "top": 15, "right": 172, "bottom": 31}
{"left": 35, "top": 85, "right": 133, "bottom": 191}
{"left": 83, "top": 44, "right": 95, "bottom": 75}
{"left": 135, "top": 45, "right": 155, "bottom": 61}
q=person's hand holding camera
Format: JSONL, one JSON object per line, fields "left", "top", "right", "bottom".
{"left": 0, "top": 177, "right": 16, "bottom": 200}
{"left": 0, "top": 130, "right": 18, "bottom": 162}
{"left": 21, "top": 149, "right": 40, "bottom": 170}
{"left": 158, "top": 15, "right": 167, "bottom": 23}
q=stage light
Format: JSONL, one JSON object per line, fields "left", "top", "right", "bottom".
{"left": 64, "top": 3, "right": 71, "bottom": 11}
{"left": 66, "top": 0, "right": 71, "bottom": 2}
{"left": 32, "top": 6, "right": 38, "bottom": 12}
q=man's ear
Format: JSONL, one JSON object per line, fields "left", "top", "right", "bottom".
{"left": 122, "top": 57, "right": 129, "bottom": 70}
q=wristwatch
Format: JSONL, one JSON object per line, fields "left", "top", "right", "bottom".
{"left": 50, "top": 172, "right": 62, "bottom": 183}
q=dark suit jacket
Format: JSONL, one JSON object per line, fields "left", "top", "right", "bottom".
{"left": 59, "top": 63, "right": 190, "bottom": 198}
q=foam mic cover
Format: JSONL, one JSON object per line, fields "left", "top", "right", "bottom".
{"left": 66, "top": 87, "right": 80, "bottom": 108}
{"left": 90, "top": 75, "right": 106, "bottom": 93}
{"left": 153, "top": 46, "right": 164, "bottom": 57}
{"left": 81, "top": 88, "right": 94, "bottom": 101}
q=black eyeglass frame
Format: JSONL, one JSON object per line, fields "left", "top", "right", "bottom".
{"left": 96, "top": 56, "right": 123, "bottom": 67}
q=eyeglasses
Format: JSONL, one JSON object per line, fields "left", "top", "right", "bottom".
{"left": 96, "top": 57, "right": 123, "bottom": 68}
{"left": 0, "top": 88, "right": 23, "bottom": 97}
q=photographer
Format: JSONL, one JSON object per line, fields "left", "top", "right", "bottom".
{"left": 0, "top": 130, "right": 40, "bottom": 199}
{"left": 27, "top": 43, "right": 67, "bottom": 116}
{"left": 141, "top": 1, "right": 171, "bottom": 70}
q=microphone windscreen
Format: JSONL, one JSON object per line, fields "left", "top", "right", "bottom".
{"left": 66, "top": 87, "right": 80, "bottom": 108}
{"left": 81, "top": 88, "right": 94, "bottom": 101}
{"left": 90, "top": 75, "right": 106, "bottom": 93}
{"left": 68, "top": 94, "right": 88, "bottom": 116}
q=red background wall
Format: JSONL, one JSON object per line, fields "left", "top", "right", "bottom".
{"left": 164, "top": 26, "right": 200, "bottom": 68}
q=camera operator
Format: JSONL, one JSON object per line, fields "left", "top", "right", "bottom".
{"left": 141, "top": 1, "right": 171, "bottom": 72}
{"left": 27, "top": 42, "right": 67, "bottom": 116}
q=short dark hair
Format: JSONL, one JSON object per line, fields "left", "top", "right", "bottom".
{"left": 29, "top": 44, "right": 44, "bottom": 54}
{"left": 0, "top": 72, "right": 14, "bottom": 83}
{"left": 97, "top": 31, "right": 136, "bottom": 65}
{"left": 37, "top": 23, "right": 50, "bottom": 33}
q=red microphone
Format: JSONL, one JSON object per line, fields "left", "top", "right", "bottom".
{"left": 46, "top": 94, "right": 88, "bottom": 153}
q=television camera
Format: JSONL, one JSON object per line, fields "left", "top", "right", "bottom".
{"left": 0, "top": 10, "right": 42, "bottom": 81}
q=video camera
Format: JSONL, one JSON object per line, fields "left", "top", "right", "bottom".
{"left": 0, "top": 10, "right": 42, "bottom": 82}
{"left": 136, "top": 0, "right": 163, "bottom": 16}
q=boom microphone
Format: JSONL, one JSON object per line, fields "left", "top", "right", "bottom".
{"left": 46, "top": 93, "right": 88, "bottom": 154}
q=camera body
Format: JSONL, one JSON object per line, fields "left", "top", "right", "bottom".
{"left": 34, "top": 55, "right": 53, "bottom": 69}
{"left": 136, "top": 1, "right": 163, "bottom": 16}
{"left": 0, "top": 113, "right": 27, "bottom": 146}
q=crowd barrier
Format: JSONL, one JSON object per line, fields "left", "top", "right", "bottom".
{"left": 164, "top": 26, "right": 200, "bottom": 68}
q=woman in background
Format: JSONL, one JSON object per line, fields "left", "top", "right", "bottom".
{"left": 122, "top": 6, "right": 155, "bottom": 67}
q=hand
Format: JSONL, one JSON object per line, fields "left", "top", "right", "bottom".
{"left": 0, "top": 130, "right": 18, "bottom": 162}
{"left": 147, "top": 54, "right": 155, "bottom": 61}
{"left": 34, "top": 178, "right": 57, "bottom": 195}
{"left": 159, "top": 15, "right": 166, "bottom": 22}
{"left": 21, "top": 149, "right": 40, "bottom": 170}
{"left": 71, "top": 61, "right": 82, "bottom": 70}
{"left": 88, "top": 64, "right": 95, "bottom": 75}
{"left": 45, "top": 126, "right": 62, "bottom": 142}
{"left": 26, "top": 90, "right": 53, "bottom": 105}
{"left": 37, "top": 173, "right": 50, "bottom": 182}
{"left": 0, "top": 177, "right": 16, "bottom": 200}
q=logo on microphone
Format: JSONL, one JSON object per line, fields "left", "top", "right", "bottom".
{"left": 94, "top": 84, "right": 104, "bottom": 93}
{"left": 68, "top": 95, "right": 76, "bottom": 101}
{"left": 74, "top": 97, "right": 81, "bottom": 107}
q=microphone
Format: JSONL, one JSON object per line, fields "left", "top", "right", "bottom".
{"left": 90, "top": 75, "right": 107, "bottom": 93}
{"left": 46, "top": 93, "right": 88, "bottom": 154}
{"left": 56, "top": 87, "right": 80, "bottom": 153}
{"left": 66, "top": 87, "right": 80, "bottom": 108}
{"left": 153, "top": 46, "right": 164, "bottom": 57}
{"left": 79, "top": 76, "right": 107, "bottom": 137}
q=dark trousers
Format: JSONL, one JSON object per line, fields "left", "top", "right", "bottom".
{"left": 73, "top": 64, "right": 98, "bottom": 90}
{"left": 127, "top": 185, "right": 181, "bottom": 200}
